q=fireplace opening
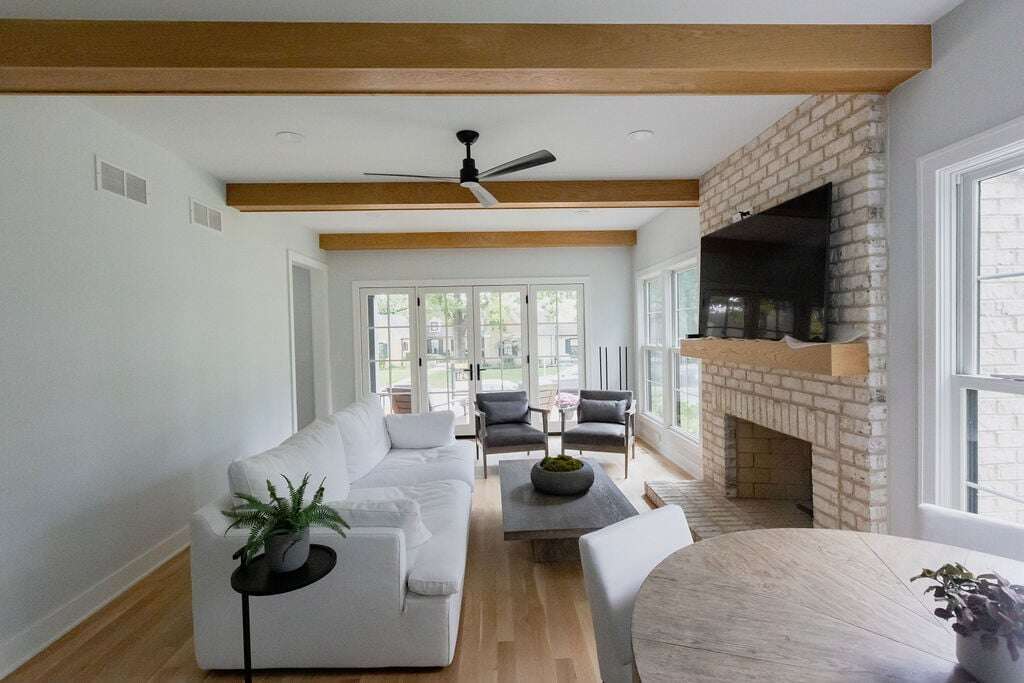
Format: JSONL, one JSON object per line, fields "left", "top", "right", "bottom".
{"left": 730, "top": 417, "right": 814, "bottom": 526}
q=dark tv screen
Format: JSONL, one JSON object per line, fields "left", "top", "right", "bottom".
{"left": 699, "top": 184, "right": 831, "bottom": 342}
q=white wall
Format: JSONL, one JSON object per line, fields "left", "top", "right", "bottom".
{"left": 328, "top": 246, "right": 634, "bottom": 408}
{"left": 0, "top": 96, "right": 320, "bottom": 673}
{"left": 888, "top": 0, "right": 1024, "bottom": 557}
{"left": 631, "top": 208, "right": 703, "bottom": 475}
{"left": 632, "top": 208, "right": 701, "bottom": 273}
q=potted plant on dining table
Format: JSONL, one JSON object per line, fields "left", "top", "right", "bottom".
{"left": 913, "top": 563, "right": 1024, "bottom": 683}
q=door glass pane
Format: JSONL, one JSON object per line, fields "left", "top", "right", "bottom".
{"left": 422, "top": 291, "right": 472, "bottom": 426}
{"left": 478, "top": 289, "right": 527, "bottom": 393}
{"left": 532, "top": 287, "right": 584, "bottom": 421}
{"left": 977, "top": 168, "right": 1024, "bottom": 376}
{"left": 965, "top": 389, "right": 1024, "bottom": 525}
{"left": 366, "top": 292, "right": 414, "bottom": 414}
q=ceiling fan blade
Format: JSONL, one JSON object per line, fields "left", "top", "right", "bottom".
{"left": 460, "top": 181, "right": 498, "bottom": 208}
{"left": 480, "top": 150, "right": 556, "bottom": 178}
{"left": 363, "top": 173, "right": 459, "bottom": 182}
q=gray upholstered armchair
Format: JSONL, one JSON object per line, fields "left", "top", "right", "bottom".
{"left": 475, "top": 390, "right": 549, "bottom": 478}
{"left": 560, "top": 390, "right": 636, "bottom": 478}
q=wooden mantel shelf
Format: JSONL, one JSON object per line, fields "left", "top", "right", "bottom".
{"left": 679, "top": 338, "right": 868, "bottom": 377}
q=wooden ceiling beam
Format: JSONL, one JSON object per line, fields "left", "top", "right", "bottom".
{"left": 0, "top": 20, "right": 930, "bottom": 94}
{"left": 226, "top": 179, "right": 699, "bottom": 212}
{"left": 319, "top": 230, "right": 637, "bottom": 250}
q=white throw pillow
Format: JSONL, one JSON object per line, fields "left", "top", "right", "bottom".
{"left": 330, "top": 491, "right": 432, "bottom": 548}
{"left": 332, "top": 397, "right": 392, "bottom": 482}
{"left": 228, "top": 418, "right": 349, "bottom": 503}
{"left": 385, "top": 411, "right": 456, "bottom": 449}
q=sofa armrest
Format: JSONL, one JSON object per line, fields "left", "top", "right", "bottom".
{"left": 191, "top": 500, "right": 409, "bottom": 613}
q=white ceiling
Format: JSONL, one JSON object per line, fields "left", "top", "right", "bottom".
{"left": 264, "top": 208, "right": 672, "bottom": 235}
{"left": 0, "top": 0, "right": 962, "bottom": 24}
{"left": 85, "top": 95, "right": 806, "bottom": 182}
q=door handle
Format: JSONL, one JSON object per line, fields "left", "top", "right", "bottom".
{"left": 466, "top": 364, "right": 474, "bottom": 381}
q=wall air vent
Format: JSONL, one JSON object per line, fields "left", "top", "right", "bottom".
{"left": 190, "top": 198, "right": 223, "bottom": 232}
{"left": 95, "top": 156, "right": 148, "bottom": 205}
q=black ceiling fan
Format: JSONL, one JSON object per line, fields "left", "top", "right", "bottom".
{"left": 364, "top": 130, "right": 556, "bottom": 208}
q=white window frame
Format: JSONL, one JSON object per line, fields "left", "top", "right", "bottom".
{"left": 639, "top": 275, "right": 667, "bottom": 422}
{"left": 671, "top": 260, "right": 701, "bottom": 442}
{"left": 919, "top": 113, "right": 1024, "bottom": 519}
{"left": 635, "top": 252, "right": 702, "bottom": 433}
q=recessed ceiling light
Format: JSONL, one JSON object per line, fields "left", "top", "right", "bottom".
{"left": 575, "top": 209, "right": 591, "bottom": 215}
{"left": 275, "top": 130, "right": 305, "bottom": 144}
{"left": 628, "top": 129, "right": 655, "bottom": 142}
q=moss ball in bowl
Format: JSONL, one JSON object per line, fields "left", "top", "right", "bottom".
{"left": 531, "top": 456, "right": 594, "bottom": 496}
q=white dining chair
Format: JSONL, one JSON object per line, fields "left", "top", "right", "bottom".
{"left": 579, "top": 505, "right": 694, "bottom": 683}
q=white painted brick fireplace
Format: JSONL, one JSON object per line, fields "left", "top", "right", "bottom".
{"left": 697, "top": 94, "right": 889, "bottom": 532}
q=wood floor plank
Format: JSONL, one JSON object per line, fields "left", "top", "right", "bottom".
{"left": 6, "top": 440, "right": 687, "bottom": 682}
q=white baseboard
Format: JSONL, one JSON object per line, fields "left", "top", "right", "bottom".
{"left": 0, "top": 525, "right": 190, "bottom": 679}
{"left": 637, "top": 415, "right": 703, "bottom": 479}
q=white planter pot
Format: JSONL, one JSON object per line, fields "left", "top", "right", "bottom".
{"left": 957, "top": 633, "right": 1024, "bottom": 683}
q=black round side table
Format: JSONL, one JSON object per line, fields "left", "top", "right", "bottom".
{"left": 229, "top": 544, "right": 336, "bottom": 683}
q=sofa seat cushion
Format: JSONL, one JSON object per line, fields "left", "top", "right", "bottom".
{"left": 332, "top": 397, "right": 391, "bottom": 482}
{"left": 563, "top": 422, "right": 626, "bottom": 448}
{"left": 484, "top": 422, "right": 547, "bottom": 448}
{"left": 398, "top": 480, "right": 472, "bottom": 597}
{"left": 352, "top": 441, "right": 475, "bottom": 490}
{"left": 227, "top": 418, "right": 349, "bottom": 502}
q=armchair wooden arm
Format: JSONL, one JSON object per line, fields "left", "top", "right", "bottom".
{"left": 528, "top": 405, "right": 550, "bottom": 434}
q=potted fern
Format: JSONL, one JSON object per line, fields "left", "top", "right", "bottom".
{"left": 223, "top": 473, "right": 350, "bottom": 573}
{"left": 913, "top": 563, "right": 1024, "bottom": 683}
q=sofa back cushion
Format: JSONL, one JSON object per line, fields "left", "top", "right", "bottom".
{"left": 333, "top": 397, "right": 392, "bottom": 483}
{"left": 228, "top": 418, "right": 349, "bottom": 502}
{"left": 385, "top": 411, "right": 455, "bottom": 449}
{"left": 477, "top": 391, "right": 530, "bottom": 425}
{"left": 578, "top": 398, "right": 628, "bottom": 425}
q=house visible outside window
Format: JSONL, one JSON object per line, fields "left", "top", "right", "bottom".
{"left": 673, "top": 267, "right": 700, "bottom": 439}
{"left": 642, "top": 277, "right": 665, "bottom": 420}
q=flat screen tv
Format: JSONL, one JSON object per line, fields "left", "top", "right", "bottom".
{"left": 698, "top": 183, "right": 831, "bottom": 342}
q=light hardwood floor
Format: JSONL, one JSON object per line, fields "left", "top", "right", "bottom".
{"left": 6, "top": 440, "right": 690, "bottom": 682}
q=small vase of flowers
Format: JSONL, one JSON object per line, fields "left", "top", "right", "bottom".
{"left": 530, "top": 455, "right": 595, "bottom": 496}
{"left": 912, "top": 563, "right": 1024, "bottom": 683}
{"left": 223, "top": 473, "right": 349, "bottom": 572}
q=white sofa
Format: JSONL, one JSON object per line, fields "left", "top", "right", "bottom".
{"left": 190, "top": 398, "right": 476, "bottom": 670}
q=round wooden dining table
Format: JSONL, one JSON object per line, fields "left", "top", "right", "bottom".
{"left": 631, "top": 528, "right": 1024, "bottom": 682}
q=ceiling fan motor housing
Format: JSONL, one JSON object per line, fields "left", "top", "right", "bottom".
{"left": 457, "top": 129, "right": 480, "bottom": 183}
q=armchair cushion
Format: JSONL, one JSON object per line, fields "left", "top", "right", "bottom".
{"left": 481, "top": 399, "right": 529, "bottom": 425}
{"left": 578, "top": 398, "right": 628, "bottom": 425}
{"left": 385, "top": 410, "right": 455, "bottom": 449}
{"left": 563, "top": 422, "right": 626, "bottom": 448}
{"left": 484, "top": 422, "right": 547, "bottom": 448}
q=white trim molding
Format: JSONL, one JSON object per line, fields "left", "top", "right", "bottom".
{"left": 287, "top": 250, "right": 333, "bottom": 432}
{"left": 0, "top": 526, "right": 189, "bottom": 679}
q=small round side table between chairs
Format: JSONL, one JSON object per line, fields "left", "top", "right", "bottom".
{"left": 229, "top": 544, "right": 337, "bottom": 683}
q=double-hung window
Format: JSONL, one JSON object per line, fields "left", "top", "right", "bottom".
{"left": 672, "top": 267, "right": 700, "bottom": 438}
{"left": 924, "top": 128, "right": 1024, "bottom": 528}
{"left": 953, "top": 158, "right": 1024, "bottom": 524}
{"left": 641, "top": 277, "right": 665, "bottom": 420}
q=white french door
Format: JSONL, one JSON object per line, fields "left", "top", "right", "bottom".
{"left": 414, "top": 285, "right": 529, "bottom": 435}
{"left": 359, "top": 281, "right": 583, "bottom": 436}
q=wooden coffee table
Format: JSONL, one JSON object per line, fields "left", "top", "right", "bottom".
{"left": 498, "top": 457, "right": 638, "bottom": 562}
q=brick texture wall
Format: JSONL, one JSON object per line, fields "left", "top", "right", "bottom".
{"left": 698, "top": 94, "right": 889, "bottom": 532}
{"left": 734, "top": 418, "right": 813, "bottom": 500}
